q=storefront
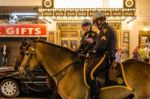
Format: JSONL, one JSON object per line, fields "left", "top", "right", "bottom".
{"left": 0, "top": 24, "right": 47, "bottom": 66}
{"left": 38, "top": 0, "right": 136, "bottom": 60}
{"left": 0, "top": 0, "right": 139, "bottom": 61}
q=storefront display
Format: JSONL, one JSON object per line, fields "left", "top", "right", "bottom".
{"left": 122, "top": 30, "right": 129, "bottom": 61}
{"left": 139, "top": 31, "right": 150, "bottom": 47}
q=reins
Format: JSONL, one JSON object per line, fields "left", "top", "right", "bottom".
{"left": 21, "top": 43, "right": 78, "bottom": 79}
{"left": 51, "top": 61, "right": 78, "bottom": 78}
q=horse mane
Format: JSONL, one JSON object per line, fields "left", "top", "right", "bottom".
{"left": 35, "top": 41, "right": 76, "bottom": 55}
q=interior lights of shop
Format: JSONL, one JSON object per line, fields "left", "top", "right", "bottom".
{"left": 11, "top": 12, "right": 38, "bottom": 16}
{"left": 55, "top": 0, "right": 122, "bottom": 8}
{"left": 143, "top": 27, "right": 149, "bottom": 32}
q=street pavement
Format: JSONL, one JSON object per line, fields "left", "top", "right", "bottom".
{"left": 0, "top": 91, "right": 62, "bottom": 99}
{"left": 0, "top": 91, "right": 51, "bottom": 99}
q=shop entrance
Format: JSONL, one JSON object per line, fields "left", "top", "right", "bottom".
{"left": 0, "top": 37, "right": 46, "bottom": 66}
{"left": 58, "top": 23, "right": 81, "bottom": 51}
{"left": 57, "top": 22, "right": 121, "bottom": 51}
{"left": 139, "top": 31, "right": 150, "bottom": 46}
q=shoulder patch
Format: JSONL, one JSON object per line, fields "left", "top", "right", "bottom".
{"left": 101, "top": 36, "right": 106, "bottom": 41}
{"left": 103, "top": 28, "right": 107, "bottom": 33}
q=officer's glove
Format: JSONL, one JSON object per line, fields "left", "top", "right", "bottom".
{"left": 86, "top": 38, "right": 94, "bottom": 44}
{"left": 86, "top": 53, "right": 90, "bottom": 58}
{"left": 86, "top": 50, "right": 96, "bottom": 59}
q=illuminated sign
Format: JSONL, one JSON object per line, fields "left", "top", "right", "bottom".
{"left": 54, "top": 0, "right": 123, "bottom": 8}
{"left": 0, "top": 24, "right": 47, "bottom": 37}
{"left": 54, "top": 11, "right": 64, "bottom": 16}
{"left": 112, "top": 11, "right": 122, "bottom": 16}
{"left": 42, "top": 0, "right": 54, "bottom": 8}
{"left": 39, "top": 9, "right": 136, "bottom": 17}
{"left": 77, "top": 11, "right": 87, "bottom": 16}
{"left": 66, "top": 11, "right": 76, "bottom": 16}
{"left": 124, "top": 11, "right": 135, "bottom": 16}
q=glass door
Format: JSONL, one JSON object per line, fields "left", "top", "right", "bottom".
{"left": 60, "top": 31, "right": 79, "bottom": 51}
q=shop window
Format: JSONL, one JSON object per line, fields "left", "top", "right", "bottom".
{"left": 122, "top": 30, "right": 130, "bottom": 61}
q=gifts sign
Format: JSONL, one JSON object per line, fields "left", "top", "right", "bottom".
{"left": 0, "top": 24, "right": 47, "bottom": 37}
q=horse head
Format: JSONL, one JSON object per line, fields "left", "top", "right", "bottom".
{"left": 27, "top": 46, "right": 40, "bottom": 70}
{"left": 19, "top": 41, "right": 76, "bottom": 78}
{"left": 19, "top": 43, "right": 40, "bottom": 75}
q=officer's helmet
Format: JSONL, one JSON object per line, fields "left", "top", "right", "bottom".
{"left": 92, "top": 12, "right": 106, "bottom": 21}
{"left": 81, "top": 19, "right": 92, "bottom": 26}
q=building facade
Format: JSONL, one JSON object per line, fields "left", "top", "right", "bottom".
{"left": 0, "top": 0, "right": 149, "bottom": 64}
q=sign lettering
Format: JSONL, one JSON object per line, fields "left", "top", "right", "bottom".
{"left": 0, "top": 24, "right": 47, "bottom": 36}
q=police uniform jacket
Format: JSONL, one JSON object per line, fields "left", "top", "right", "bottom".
{"left": 78, "top": 30, "right": 97, "bottom": 53}
{"left": 93, "top": 22, "right": 117, "bottom": 57}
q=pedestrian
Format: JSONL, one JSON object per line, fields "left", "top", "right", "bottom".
{"left": 1, "top": 44, "right": 9, "bottom": 67}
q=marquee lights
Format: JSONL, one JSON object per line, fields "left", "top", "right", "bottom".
{"left": 39, "top": 0, "right": 136, "bottom": 23}
{"left": 39, "top": 8, "right": 136, "bottom": 12}
{"left": 39, "top": 8, "right": 136, "bottom": 18}
{"left": 56, "top": 20, "right": 122, "bottom": 23}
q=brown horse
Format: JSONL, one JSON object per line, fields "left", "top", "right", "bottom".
{"left": 19, "top": 41, "right": 150, "bottom": 99}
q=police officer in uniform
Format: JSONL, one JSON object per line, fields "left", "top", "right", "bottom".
{"left": 77, "top": 19, "right": 97, "bottom": 60}
{"left": 92, "top": 11, "right": 116, "bottom": 61}
{"left": 1, "top": 44, "right": 9, "bottom": 67}
{"left": 85, "top": 12, "right": 117, "bottom": 99}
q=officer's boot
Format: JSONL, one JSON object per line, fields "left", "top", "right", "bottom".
{"left": 90, "top": 79, "right": 100, "bottom": 99}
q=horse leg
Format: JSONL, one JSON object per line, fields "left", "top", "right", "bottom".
{"left": 124, "top": 94, "right": 134, "bottom": 99}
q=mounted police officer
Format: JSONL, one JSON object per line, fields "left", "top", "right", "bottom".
{"left": 92, "top": 11, "right": 117, "bottom": 61}
{"left": 84, "top": 12, "right": 117, "bottom": 99}
{"left": 77, "top": 19, "right": 97, "bottom": 60}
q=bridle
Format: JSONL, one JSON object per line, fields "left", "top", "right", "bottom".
{"left": 20, "top": 47, "right": 79, "bottom": 94}
{"left": 19, "top": 45, "right": 78, "bottom": 79}
{"left": 20, "top": 43, "right": 79, "bottom": 95}
{"left": 19, "top": 47, "right": 36, "bottom": 79}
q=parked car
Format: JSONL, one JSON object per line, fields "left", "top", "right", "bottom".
{"left": 0, "top": 66, "right": 51, "bottom": 98}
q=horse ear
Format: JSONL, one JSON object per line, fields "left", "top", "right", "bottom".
{"left": 32, "top": 43, "right": 36, "bottom": 48}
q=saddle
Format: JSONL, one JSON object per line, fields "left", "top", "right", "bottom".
{"left": 83, "top": 58, "right": 127, "bottom": 88}
{"left": 96, "top": 62, "right": 126, "bottom": 88}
